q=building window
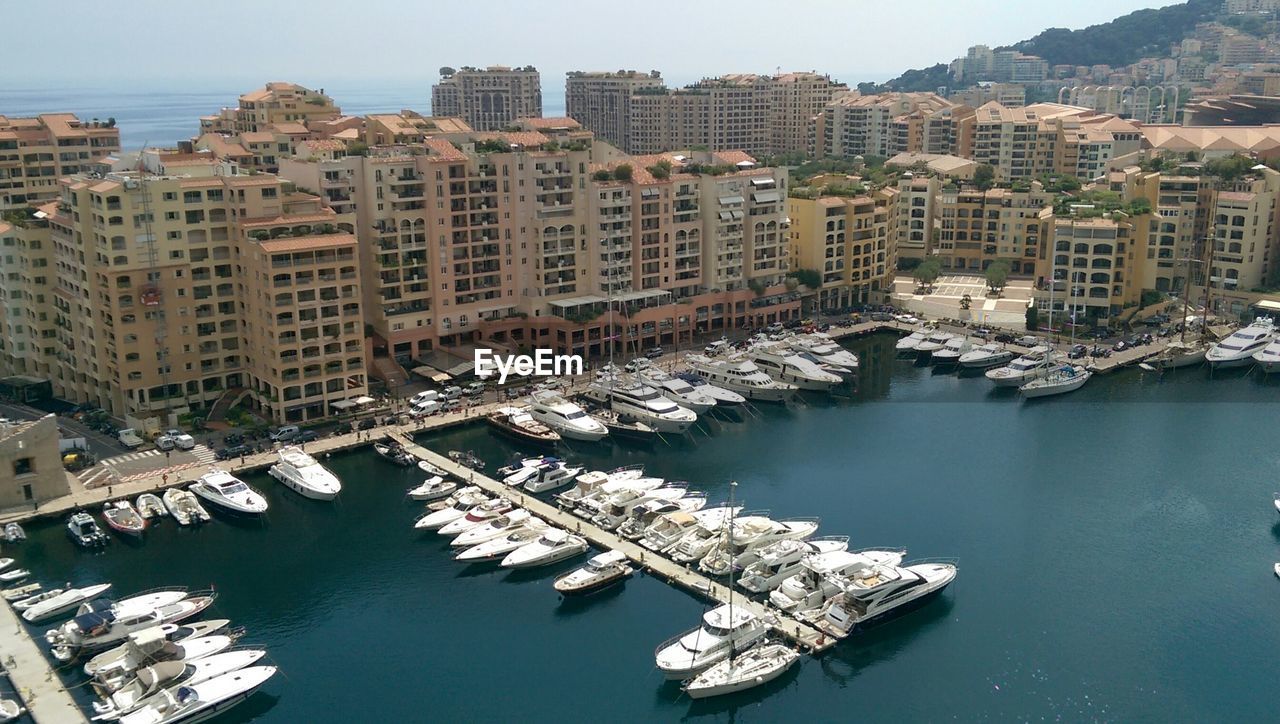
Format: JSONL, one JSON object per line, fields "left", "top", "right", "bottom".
{"left": 21, "top": 484, "right": 33, "bottom": 501}
{"left": 13, "top": 457, "right": 33, "bottom": 476}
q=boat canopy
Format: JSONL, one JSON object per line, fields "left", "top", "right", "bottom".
{"left": 73, "top": 610, "right": 115, "bottom": 631}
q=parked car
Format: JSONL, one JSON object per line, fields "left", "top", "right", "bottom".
{"left": 216, "top": 444, "right": 253, "bottom": 461}
{"left": 441, "top": 399, "right": 463, "bottom": 412}
{"left": 1015, "top": 335, "right": 1042, "bottom": 347}
{"left": 441, "top": 386, "right": 463, "bottom": 400}
{"left": 994, "top": 333, "right": 1017, "bottom": 344}
{"left": 356, "top": 418, "right": 378, "bottom": 431}
{"left": 223, "top": 432, "right": 245, "bottom": 446}
{"left": 764, "top": 322, "right": 784, "bottom": 334}
{"left": 163, "top": 428, "right": 195, "bottom": 450}
{"left": 117, "top": 428, "right": 144, "bottom": 450}
{"left": 1068, "top": 344, "right": 1089, "bottom": 359}
{"left": 296, "top": 430, "right": 320, "bottom": 444}
{"left": 463, "top": 382, "right": 486, "bottom": 396}
{"left": 624, "top": 358, "right": 651, "bottom": 373}
{"left": 156, "top": 434, "right": 176, "bottom": 452}
{"left": 270, "top": 425, "right": 300, "bottom": 442}
{"left": 870, "top": 312, "right": 894, "bottom": 322}
{"left": 411, "top": 400, "right": 442, "bottom": 418}
{"left": 645, "top": 347, "right": 664, "bottom": 359}
{"left": 704, "top": 339, "right": 730, "bottom": 356}
{"left": 409, "top": 390, "right": 439, "bottom": 406}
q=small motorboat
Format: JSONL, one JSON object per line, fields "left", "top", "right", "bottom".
{"left": 13, "top": 588, "right": 65, "bottom": 611}
{"left": 1, "top": 583, "right": 41, "bottom": 601}
{"left": 135, "top": 494, "right": 167, "bottom": 521}
{"left": 103, "top": 501, "right": 148, "bottom": 539}
{"left": 162, "top": 489, "right": 210, "bottom": 526}
{"left": 553, "top": 550, "right": 633, "bottom": 595}
{"left": 448, "top": 450, "right": 485, "bottom": 471}
{"left": 0, "top": 558, "right": 12, "bottom": 572}
{"left": 682, "top": 641, "right": 800, "bottom": 699}
{"left": 374, "top": 441, "right": 415, "bottom": 466}
{"left": 454, "top": 521, "right": 550, "bottom": 563}
{"left": 0, "top": 699, "right": 24, "bottom": 722}
{"left": 0, "top": 569, "right": 30, "bottom": 583}
{"left": 417, "top": 459, "right": 447, "bottom": 477}
{"left": 407, "top": 476, "right": 457, "bottom": 502}
{"left": 500, "top": 528, "right": 589, "bottom": 568}
{"left": 485, "top": 406, "right": 561, "bottom": 448}
{"left": 67, "top": 511, "right": 110, "bottom": 548}
{"left": 21, "top": 582, "right": 113, "bottom": 623}
{"left": 3, "top": 522, "right": 26, "bottom": 543}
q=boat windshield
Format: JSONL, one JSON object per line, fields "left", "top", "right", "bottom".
{"left": 216, "top": 481, "right": 248, "bottom": 494}
{"left": 564, "top": 410, "right": 587, "bottom": 420}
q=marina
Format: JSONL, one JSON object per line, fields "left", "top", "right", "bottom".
{"left": 0, "top": 332, "right": 1279, "bottom": 721}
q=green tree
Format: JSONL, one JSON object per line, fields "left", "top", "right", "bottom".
{"left": 1026, "top": 304, "right": 1040, "bottom": 331}
{"left": 985, "top": 259, "right": 1012, "bottom": 296}
{"left": 613, "top": 164, "right": 633, "bottom": 182}
{"left": 787, "top": 268, "right": 822, "bottom": 289}
{"left": 973, "top": 164, "right": 995, "bottom": 191}
{"left": 913, "top": 258, "right": 942, "bottom": 291}
{"left": 592, "top": 169, "right": 612, "bottom": 182}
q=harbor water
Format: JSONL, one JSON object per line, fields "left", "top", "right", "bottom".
{"left": 11, "top": 333, "right": 1280, "bottom": 722}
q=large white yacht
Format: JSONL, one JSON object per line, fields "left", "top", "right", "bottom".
{"left": 737, "top": 539, "right": 860, "bottom": 594}
{"left": 413, "top": 487, "right": 491, "bottom": 530}
{"left": 913, "top": 330, "right": 957, "bottom": 358}
{"left": 637, "top": 369, "right": 716, "bottom": 413}
{"left": 930, "top": 336, "right": 973, "bottom": 366}
{"left": 769, "top": 549, "right": 903, "bottom": 614}
{"left": 582, "top": 378, "right": 697, "bottom": 434}
{"left": 116, "top": 665, "right": 277, "bottom": 724}
{"left": 816, "top": 561, "right": 957, "bottom": 637}
{"left": 591, "top": 485, "right": 689, "bottom": 531}
{"left": 653, "top": 603, "right": 770, "bottom": 680}
{"left": 683, "top": 354, "right": 797, "bottom": 402}
{"left": 526, "top": 390, "right": 608, "bottom": 442}
{"left": 640, "top": 505, "right": 741, "bottom": 553}
{"left": 1207, "top": 317, "right": 1276, "bottom": 368}
{"left": 46, "top": 590, "right": 215, "bottom": 660}
{"left": 268, "top": 447, "right": 341, "bottom": 500}
{"left": 985, "top": 347, "right": 1055, "bottom": 387}
{"left": 189, "top": 471, "right": 268, "bottom": 515}
{"left": 698, "top": 516, "right": 821, "bottom": 576}
{"left": 894, "top": 328, "right": 930, "bottom": 353}
{"left": 741, "top": 345, "right": 842, "bottom": 391}
{"left": 958, "top": 342, "right": 1015, "bottom": 369}
{"left": 616, "top": 495, "right": 708, "bottom": 540}
{"left": 785, "top": 333, "right": 859, "bottom": 376}
{"left": 673, "top": 372, "right": 747, "bottom": 408}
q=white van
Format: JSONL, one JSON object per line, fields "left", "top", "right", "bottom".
{"left": 441, "top": 386, "right": 463, "bottom": 400}
{"left": 409, "top": 390, "right": 440, "bottom": 406}
{"left": 704, "top": 339, "right": 730, "bottom": 356}
{"left": 411, "top": 400, "right": 442, "bottom": 417}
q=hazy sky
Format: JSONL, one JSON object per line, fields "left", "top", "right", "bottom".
{"left": 4, "top": 0, "right": 1179, "bottom": 89}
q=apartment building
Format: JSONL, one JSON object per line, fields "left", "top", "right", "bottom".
{"left": 5, "top": 159, "right": 367, "bottom": 426}
{"left": 894, "top": 175, "right": 941, "bottom": 261}
{"left": 565, "top": 70, "right": 664, "bottom": 151}
{"left": 199, "top": 82, "right": 340, "bottom": 135}
{"left": 0, "top": 210, "right": 57, "bottom": 381}
{"left": 815, "top": 93, "right": 957, "bottom": 159}
{"left": 788, "top": 188, "right": 898, "bottom": 310}
{"left": 1208, "top": 168, "right": 1280, "bottom": 294}
{"left": 0, "top": 415, "right": 70, "bottom": 510}
{"left": 963, "top": 102, "right": 1142, "bottom": 181}
{"left": 431, "top": 67, "right": 543, "bottom": 132}
{"left": 950, "top": 84, "right": 1026, "bottom": 108}
{"left": 607, "top": 72, "right": 845, "bottom": 156}
{"left": 934, "top": 183, "right": 1053, "bottom": 273}
{"left": 1034, "top": 215, "right": 1141, "bottom": 325}
{"left": 1107, "top": 168, "right": 1207, "bottom": 295}
{"left": 0, "top": 114, "right": 121, "bottom": 211}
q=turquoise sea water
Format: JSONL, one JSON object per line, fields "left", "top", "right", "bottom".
{"left": 9, "top": 333, "right": 1280, "bottom": 722}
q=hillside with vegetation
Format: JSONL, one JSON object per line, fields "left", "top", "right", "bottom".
{"left": 878, "top": 0, "right": 1221, "bottom": 92}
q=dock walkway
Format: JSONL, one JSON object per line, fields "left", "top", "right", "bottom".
{"left": 0, "top": 599, "right": 86, "bottom": 724}
{"left": 386, "top": 431, "right": 836, "bottom": 653}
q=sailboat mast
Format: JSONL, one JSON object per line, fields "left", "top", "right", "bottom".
{"left": 726, "top": 480, "right": 737, "bottom": 661}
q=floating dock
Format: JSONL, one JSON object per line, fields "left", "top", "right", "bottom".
{"left": 0, "top": 599, "right": 87, "bottom": 724}
{"left": 386, "top": 431, "right": 837, "bottom": 654}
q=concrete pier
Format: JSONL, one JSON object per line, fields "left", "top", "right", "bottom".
{"left": 0, "top": 600, "right": 87, "bottom": 723}
{"left": 386, "top": 431, "right": 836, "bottom": 653}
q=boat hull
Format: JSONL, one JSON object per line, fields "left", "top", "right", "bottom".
{"left": 269, "top": 467, "right": 339, "bottom": 501}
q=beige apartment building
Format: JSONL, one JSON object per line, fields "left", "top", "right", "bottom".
{"left": 199, "top": 82, "right": 340, "bottom": 135}
{"left": 0, "top": 114, "right": 121, "bottom": 211}
{"left": 431, "top": 67, "right": 543, "bottom": 132}
{"left": 894, "top": 175, "right": 941, "bottom": 261}
{"left": 0, "top": 415, "right": 70, "bottom": 510}
{"left": 934, "top": 183, "right": 1053, "bottom": 273}
{"left": 8, "top": 158, "right": 367, "bottom": 426}
{"left": 950, "top": 84, "right": 1026, "bottom": 108}
{"left": 565, "top": 70, "right": 665, "bottom": 151}
{"left": 788, "top": 189, "right": 898, "bottom": 310}
{"left": 814, "top": 93, "right": 958, "bottom": 159}
{"left": 0, "top": 212, "right": 57, "bottom": 381}
{"left": 1208, "top": 168, "right": 1280, "bottom": 294}
{"left": 620, "top": 72, "right": 846, "bottom": 156}
{"left": 1033, "top": 215, "right": 1143, "bottom": 325}
{"left": 962, "top": 102, "right": 1143, "bottom": 181}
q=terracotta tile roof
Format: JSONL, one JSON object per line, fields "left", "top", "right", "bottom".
{"left": 298, "top": 139, "right": 347, "bottom": 152}
{"left": 424, "top": 138, "right": 467, "bottom": 162}
{"left": 0, "top": 222, "right": 11, "bottom": 236}
{"left": 710, "top": 150, "right": 757, "bottom": 166}
{"left": 240, "top": 212, "right": 338, "bottom": 227}
{"left": 240, "top": 131, "right": 276, "bottom": 143}
{"left": 520, "top": 117, "right": 582, "bottom": 130}
{"left": 256, "top": 233, "right": 356, "bottom": 253}
{"left": 268, "top": 122, "right": 310, "bottom": 135}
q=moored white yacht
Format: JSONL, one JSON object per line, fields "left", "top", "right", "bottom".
{"left": 82, "top": 619, "right": 231, "bottom": 678}
{"left": 682, "top": 641, "right": 800, "bottom": 699}
{"left": 499, "top": 528, "right": 589, "bottom": 568}
{"left": 737, "top": 539, "right": 857, "bottom": 594}
{"left": 590, "top": 485, "right": 690, "bottom": 531}
{"left": 1019, "top": 364, "right": 1091, "bottom": 399}
{"left": 815, "top": 560, "right": 958, "bottom": 637}
{"left": 94, "top": 649, "right": 267, "bottom": 719}
{"left": 455, "top": 520, "right": 550, "bottom": 563}
{"left": 637, "top": 369, "right": 716, "bottom": 413}
{"left": 554, "top": 466, "right": 640, "bottom": 508}
{"left": 785, "top": 333, "right": 859, "bottom": 376}
{"left": 413, "top": 487, "right": 491, "bottom": 530}
{"left": 1206, "top": 317, "right": 1276, "bottom": 368}
{"left": 1152, "top": 338, "right": 1209, "bottom": 369}
{"left": 449, "top": 509, "right": 535, "bottom": 548}
{"left": 683, "top": 354, "right": 796, "bottom": 402}
{"left": 189, "top": 471, "right": 268, "bottom": 515}
{"left": 985, "top": 347, "right": 1055, "bottom": 387}
{"left": 115, "top": 665, "right": 277, "bottom": 724}
{"left": 930, "top": 336, "right": 973, "bottom": 366}
{"left": 740, "top": 346, "right": 842, "bottom": 391}
{"left": 582, "top": 378, "right": 697, "bottom": 433}
{"left": 526, "top": 390, "right": 609, "bottom": 442}
{"left": 503, "top": 458, "right": 582, "bottom": 494}
{"left": 552, "top": 550, "right": 634, "bottom": 596}
{"left": 268, "top": 446, "right": 341, "bottom": 500}
{"left": 1252, "top": 338, "right": 1280, "bottom": 372}
{"left": 572, "top": 476, "right": 665, "bottom": 519}
{"left": 768, "top": 549, "right": 905, "bottom": 614}
{"left": 653, "top": 603, "right": 770, "bottom": 680}
{"left": 673, "top": 372, "right": 747, "bottom": 408}
{"left": 47, "top": 590, "right": 216, "bottom": 660}
{"left": 406, "top": 476, "right": 457, "bottom": 502}
{"left": 894, "top": 328, "right": 930, "bottom": 353}
{"left": 959, "top": 342, "right": 1015, "bottom": 369}
{"left": 640, "top": 505, "right": 741, "bottom": 553}
{"left": 698, "top": 516, "right": 821, "bottom": 576}
{"left": 436, "top": 497, "right": 514, "bottom": 537}
{"left": 616, "top": 495, "right": 708, "bottom": 540}
{"left": 913, "top": 330, "right": 956, "bottom": 358}
{"left": 21, "top": 583, "right": 113, "bottom": 624}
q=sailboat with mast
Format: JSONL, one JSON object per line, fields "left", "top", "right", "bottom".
{"left": 1153, "top": 242, "right": 1213, "bottom": 369}
{"left": 679, "top": 483, "right": 800, "bottom": 698}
